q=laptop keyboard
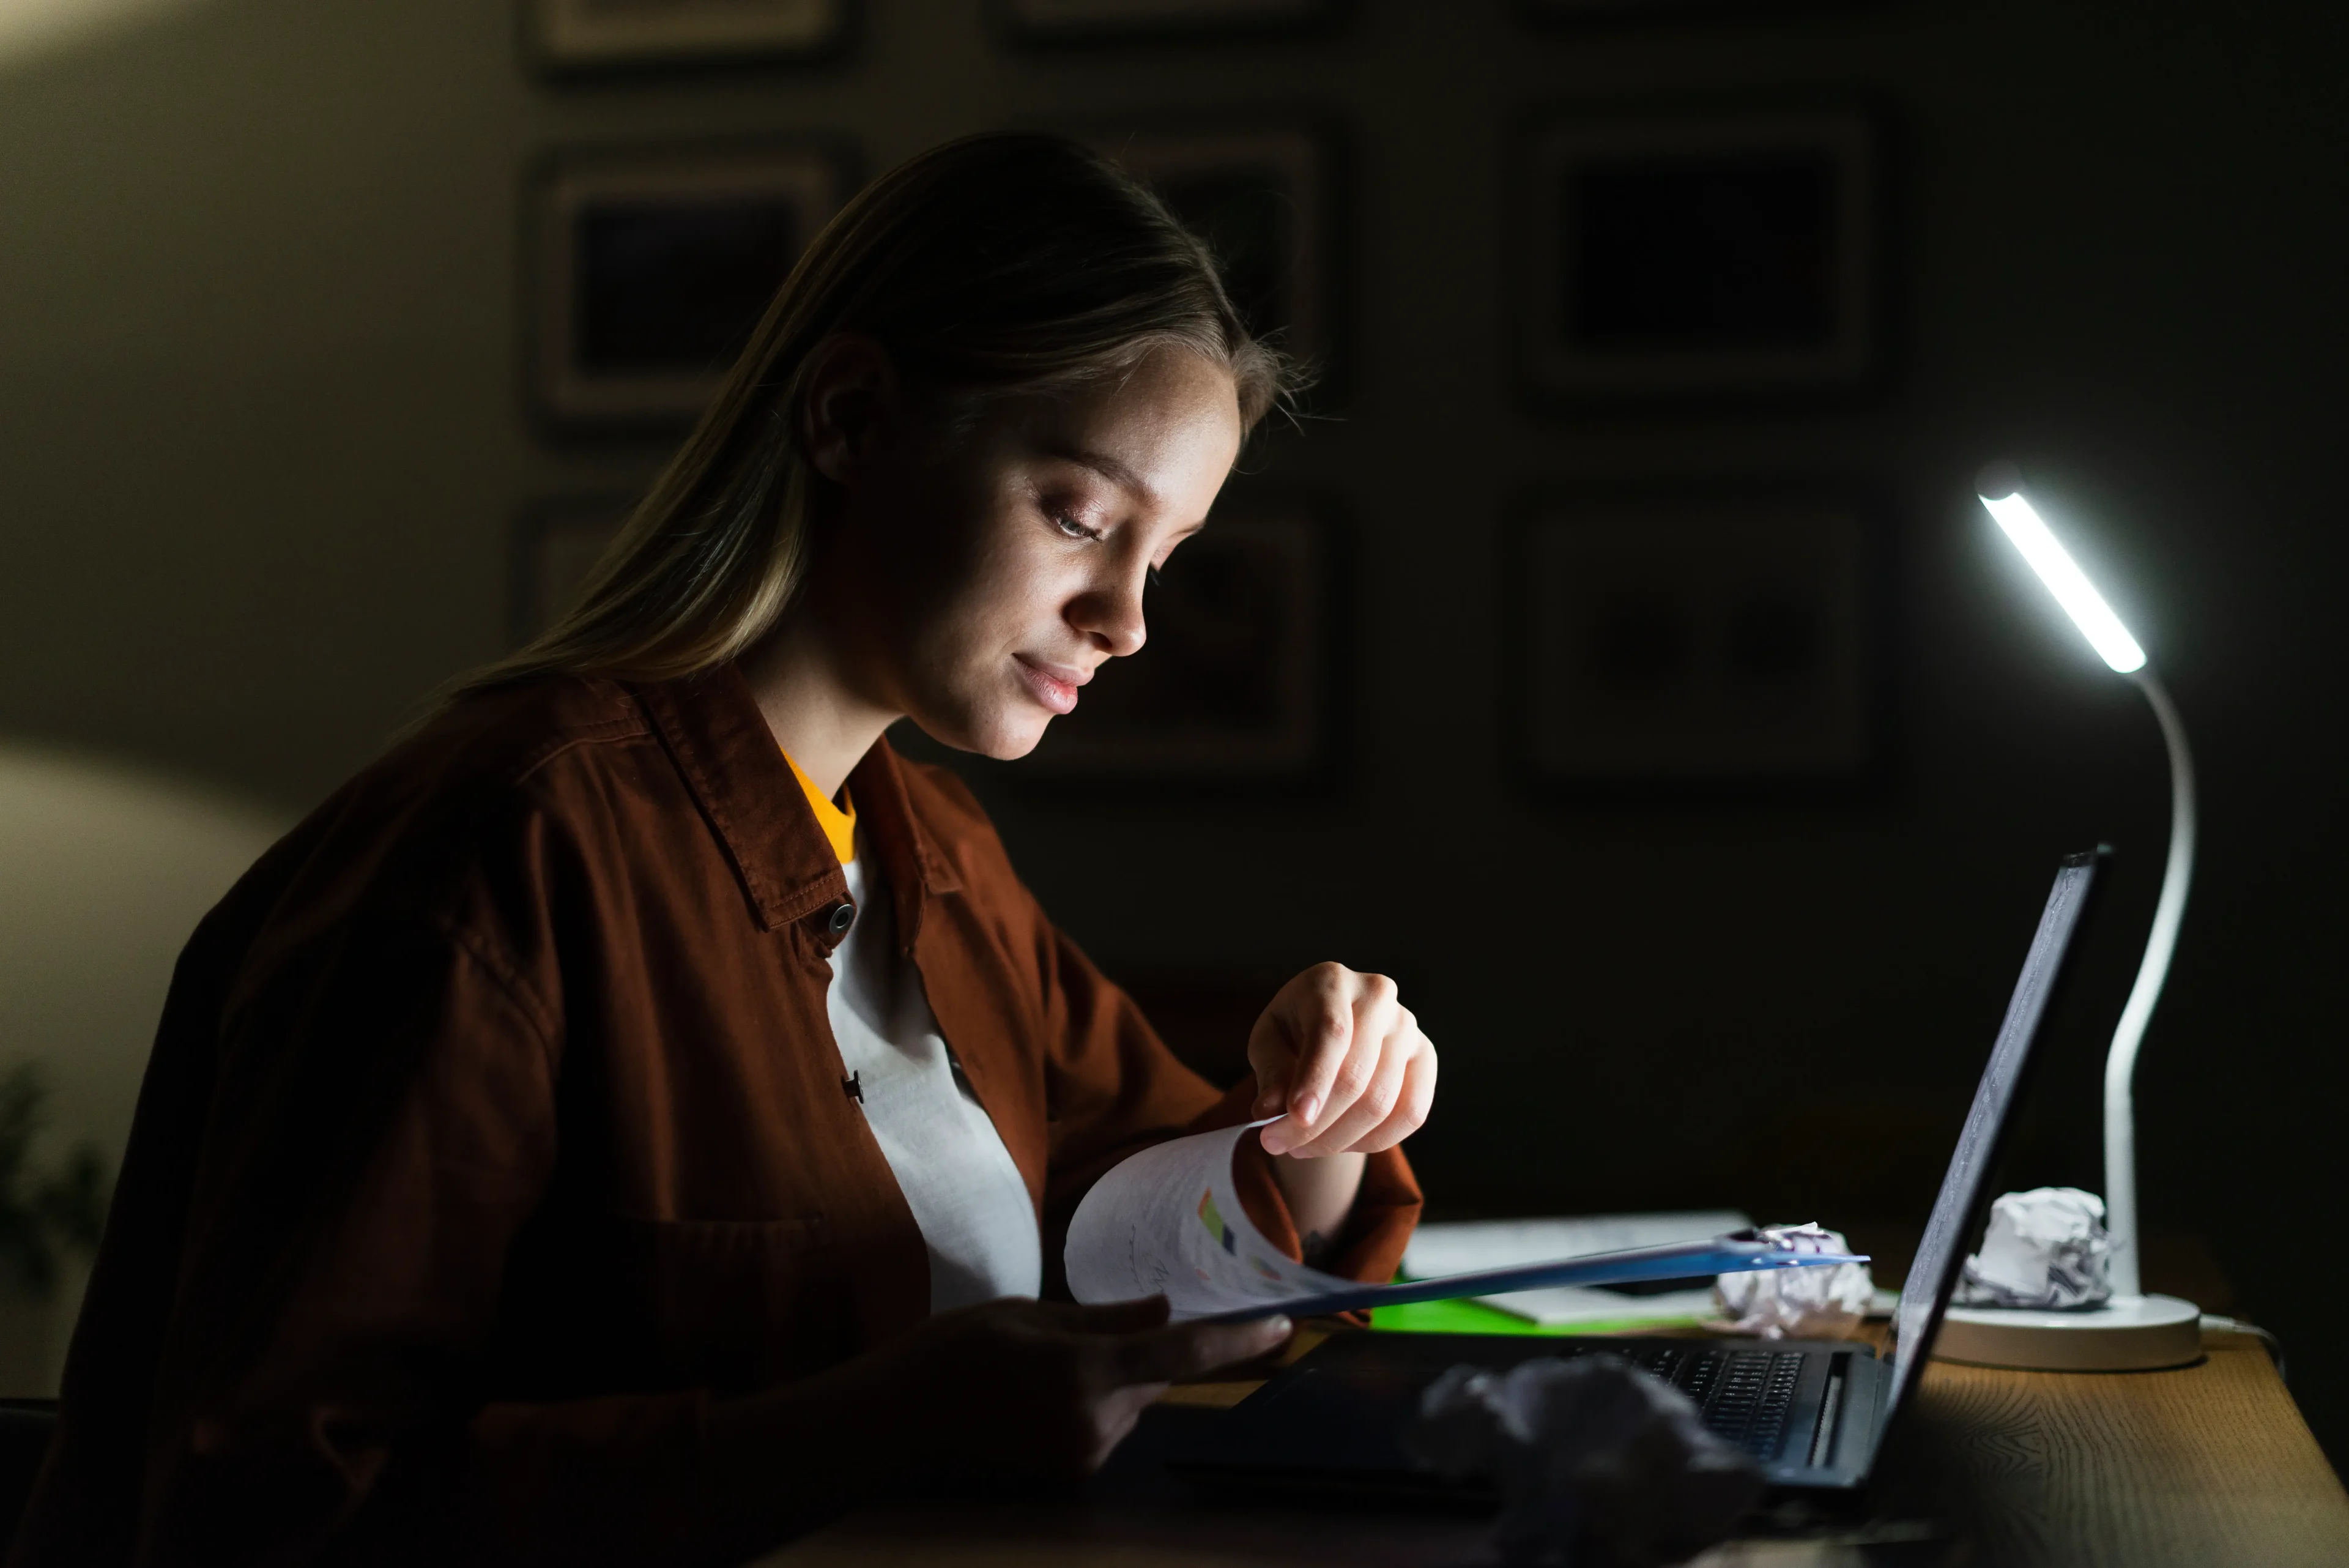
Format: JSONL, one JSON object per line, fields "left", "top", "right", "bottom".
{"left": 1173, "top": 1334, "right": 1849, "bottom": 1494}
{"left": 1565, "top": 1343, "right": 1810, "bottom": 1461}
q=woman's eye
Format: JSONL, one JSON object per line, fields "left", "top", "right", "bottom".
{"left": 1053, "top": 514, "right": 1097, "bottom": 541}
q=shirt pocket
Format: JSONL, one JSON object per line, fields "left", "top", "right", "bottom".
{"left": 617, "top": 1214, "right": 850, "bottom": 1394}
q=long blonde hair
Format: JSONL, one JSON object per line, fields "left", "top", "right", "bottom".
{"left": 464, "top": 133, "right": 1297, "bottom": 694}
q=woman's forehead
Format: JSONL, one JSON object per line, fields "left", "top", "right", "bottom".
{"left": 1012, "top": 351, "right": 1239, "bottom": 497}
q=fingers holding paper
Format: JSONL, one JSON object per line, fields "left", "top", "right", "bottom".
{"left": 874, "top": 1296, "right": 1293, "bottom": 1481}
{"left": 1248, "top": 962, "right": 1438, "bottom": 1158}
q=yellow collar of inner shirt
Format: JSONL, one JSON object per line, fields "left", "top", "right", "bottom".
{"left": 781, "top": 749, "right": 858, "bottom": 865}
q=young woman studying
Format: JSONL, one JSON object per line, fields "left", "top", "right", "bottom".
{"left": 12, "top": 135, "right": 1436, "bottom": 1567}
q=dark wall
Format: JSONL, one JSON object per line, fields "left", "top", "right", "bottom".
{"left": 1, "top": 0, "right": 2342, "bottom": 1462}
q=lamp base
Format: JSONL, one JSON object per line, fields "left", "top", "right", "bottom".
{"left": 1934, "top": 1294, "right": 2202, "bottom": 1372}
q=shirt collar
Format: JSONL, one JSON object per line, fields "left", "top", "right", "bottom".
{"left": 629, "top": 665, "right": 960, "bottom": 940}
{"left": 847, "top": 724, "right": 963, "bottom": 952}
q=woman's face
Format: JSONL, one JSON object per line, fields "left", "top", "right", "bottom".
{"left": 823, "top": 345, "right": 1244, "bottom": 760}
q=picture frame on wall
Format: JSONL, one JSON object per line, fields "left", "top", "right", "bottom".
{"left": 1515, "top": 0, "right": 1866, "bottom": 20}
{"left": 1083, "top": 122, "right": 1341, "bottom": 401}
{"left": 995, "top": 0, "right": 1346, "bottom": 45}
{"left": 1513, "top": 107, "right": 1883, "bottom": 404}
{"left": 1020, "top": 492, "right": 1340, "bottom": 786}
{"left": 1508, "top": 489, "right": 1885, "bottom": 797}
{"left": 511, "top": 493, "right": 636, "bottom": 644}
{"left": 525, "top": 0, "right": 851, "bottom": 73}
{"left": 527, "top": 139, "right": 853, "bottom": 429}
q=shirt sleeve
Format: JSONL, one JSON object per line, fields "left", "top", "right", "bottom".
{"left": 54, "top": 913, "right": 734, "bottom": 1568}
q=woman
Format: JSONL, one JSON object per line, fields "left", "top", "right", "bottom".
{"left": 14, "top": 134, "right": 1436, "bottom": 1567}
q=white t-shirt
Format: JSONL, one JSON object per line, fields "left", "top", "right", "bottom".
{"left": 825, "top": 845, "right": 1044, "bottom": 1312}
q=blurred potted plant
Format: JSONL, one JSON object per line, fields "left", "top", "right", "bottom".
{"left": 0, "top": 1064, "right": 108, "bottom": 1298}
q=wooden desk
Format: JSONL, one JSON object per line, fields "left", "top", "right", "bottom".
{"left": 1905, "top": 1328, "right": 2347, "bottom": 1566}
{"left": 766, "top": 1326, "right": 2349, "bottom": 1568}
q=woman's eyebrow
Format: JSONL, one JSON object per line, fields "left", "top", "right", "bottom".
{"left": 1041, "top": 443, "right": 1160, "bottom": 508}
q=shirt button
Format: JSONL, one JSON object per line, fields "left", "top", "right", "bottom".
{"left": 822, "top": 900, "right": 856, "bottom": 938}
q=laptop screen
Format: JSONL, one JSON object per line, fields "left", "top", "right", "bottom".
{"left": 1882, "top": 850, "right": 2104, "bottom": 1424}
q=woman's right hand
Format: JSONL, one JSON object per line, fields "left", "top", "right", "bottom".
{"left": 881, "top": 1296, "right": 1293, "bottom": 1479}
{"left": 706, "top": 1295, "right": 1292, "bottom": 1548}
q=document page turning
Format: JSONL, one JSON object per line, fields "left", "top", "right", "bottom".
{"left": 1066, "top": 1121, "right": 1864, "bottom": 1322}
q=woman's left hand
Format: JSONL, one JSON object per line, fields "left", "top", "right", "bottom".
{"left": 1247, "top": 962, "right": 1438, "bottom": 1159}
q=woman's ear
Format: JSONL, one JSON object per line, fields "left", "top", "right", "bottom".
{"left": 799, "top": 333, "right": 899, "bottom": 485}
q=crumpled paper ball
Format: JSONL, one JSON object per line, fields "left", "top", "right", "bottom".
{"left": 1408, "top": 1354, "right": 1762, "bottom": 1568}
{"left": 1713, "top": 1223, "right": 1873, "bottom": 1339}
{"left": 1954, "top": 1187, "right": 2112, "bottom": 1310}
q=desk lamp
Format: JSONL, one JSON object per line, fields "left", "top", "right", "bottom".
{"left": 1934, "top": 463, "right": 2203, "bottom": 1372}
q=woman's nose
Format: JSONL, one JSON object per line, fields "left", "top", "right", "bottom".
{"left": 1069, "top": 570, "right": 1148, "bottom": 657}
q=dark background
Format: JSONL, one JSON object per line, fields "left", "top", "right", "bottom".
{"left": 0, "top": 0, "right": 2342, "bottom": 1466}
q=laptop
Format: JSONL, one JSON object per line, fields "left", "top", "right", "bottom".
{"left": 1170, "top": 847, "right": 2107, "bottom": 1501}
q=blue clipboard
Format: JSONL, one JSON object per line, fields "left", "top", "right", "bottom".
{"left": 1202, "top": 1235, "right": 1869, "bottom": 1323}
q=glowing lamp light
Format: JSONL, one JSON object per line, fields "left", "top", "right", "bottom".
{"left": 0, "top": 0, "right": 205, "bottom": 69}
{"left": 1976, "top": 468, "right": 2147, "bottom": 673}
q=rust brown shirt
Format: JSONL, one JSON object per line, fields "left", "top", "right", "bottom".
{"left": 13, "top": 668, "right": 1419, "bottom": 1568}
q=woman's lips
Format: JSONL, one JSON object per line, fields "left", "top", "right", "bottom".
{"left": 1014, "top": 656, "right": 1089, "bottom": 715}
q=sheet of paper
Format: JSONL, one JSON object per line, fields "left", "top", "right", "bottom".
{"left": 1403, "top": 1212, "right": 1753, "bottom": 1279}
{"left": 1065, "top": 1120, "right": 1354, "bottom": 1319}
{"left": 1066, "top": 1123, "right": 1865, "bottom": 1323}
{"left": 1408, "top": 1212, "right": 1753, "bottom": 1327}
{"left": 1479, "top": 1284, "right": 1724, "bottom": 1327}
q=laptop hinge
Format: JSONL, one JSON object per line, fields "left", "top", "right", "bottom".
{"left": 1807, "top": 1352, "right": 1852, "bottom": 1471}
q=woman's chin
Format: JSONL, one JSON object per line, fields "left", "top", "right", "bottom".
{"left": 904, "top": 707, "right": 1053, "bottom": 762}
{"left": 981, "top": 716, "right": 1053, "bottom": 762}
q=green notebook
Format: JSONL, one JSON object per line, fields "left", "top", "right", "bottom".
{"left": 1368, "top": 1294, "right": 1712, "bottom": 1337}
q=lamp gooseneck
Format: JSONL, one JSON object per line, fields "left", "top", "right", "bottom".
{"left": 2103, "top": 668, "right": 2196, "bottom": 1300}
